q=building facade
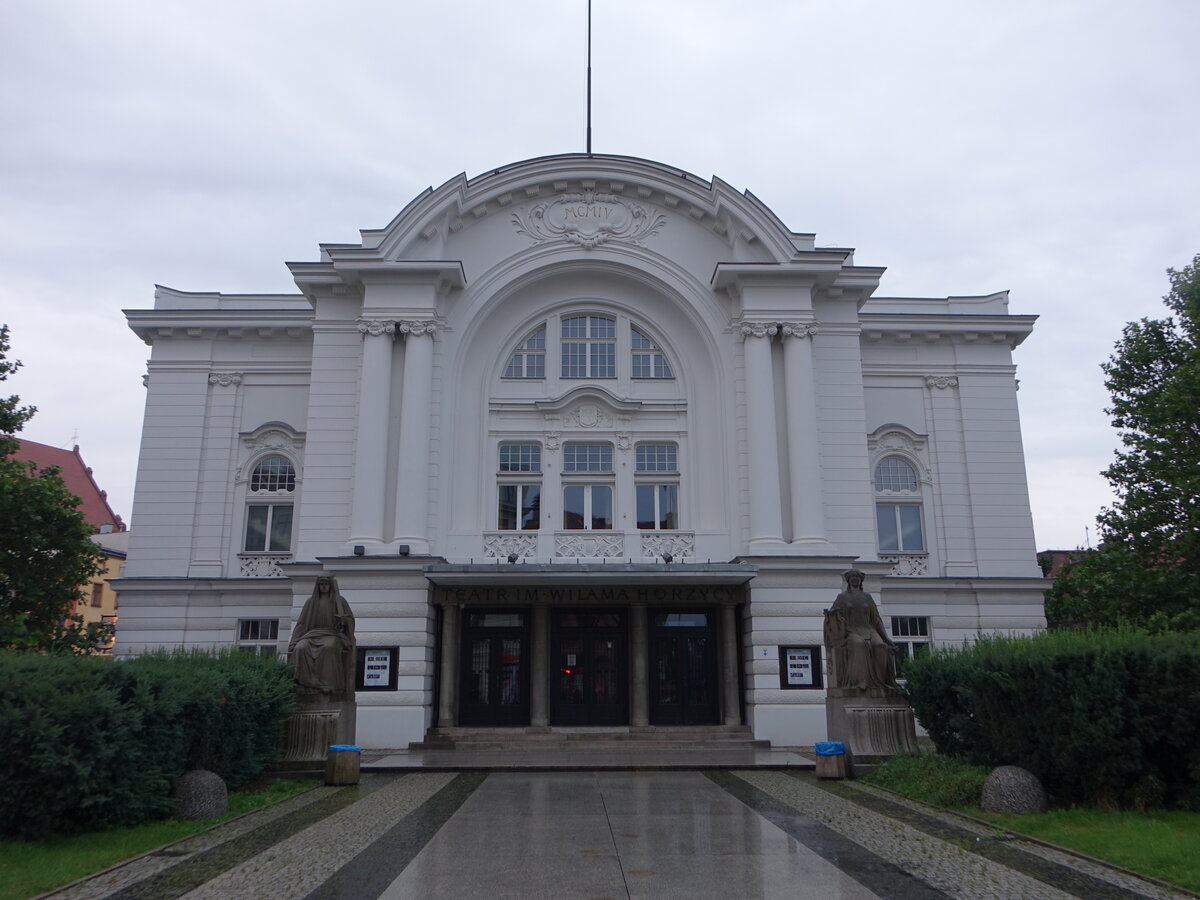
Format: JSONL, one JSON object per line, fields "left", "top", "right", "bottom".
{"left": 116, "top": 154, "right": 1045, "bottom": 747}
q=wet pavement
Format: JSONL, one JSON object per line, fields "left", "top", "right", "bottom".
{"left": 47, "top": 770, "right": 1192, "bottom": 900}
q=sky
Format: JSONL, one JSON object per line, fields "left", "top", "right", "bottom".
{"left": 2, "top": 0, "right": 1197, "bottom": 550}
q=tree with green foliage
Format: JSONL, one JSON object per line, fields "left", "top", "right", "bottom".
{"left": 0, "top": 325, "right": 107, "bottom": 652}
{"left": 1047, "top": 256, "right": 1200, "bottom": 631}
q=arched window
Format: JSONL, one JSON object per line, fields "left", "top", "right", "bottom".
{"left": 873, "top": 456, "right": 924, "bottom": 552}
{"left": 561, "top": 316, "right": 616, "bottom": 378}
{"left": 503, "top": 326, "right": 546, "bottom": 378}
{"left": 631, "top": 327, "right": 673, "bottom": 379}
{"left": 244, "top": 455, "right": 296, "bottom": 552}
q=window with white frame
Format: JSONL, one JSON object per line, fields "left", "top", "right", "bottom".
{"left": 238, "top": 618, "right": 279, "bottom": 657}
{"left": 635, "top": 442, "right": 678, "bottom": 529}
{"left": 561, "top": 315, "right": 616, "bottom": 378}
{"left": 562, "top": 442, "right": 613, "bottom": 529}
{"left": 874, "top": 456, "right": 924, "bottom": 552}
{"left": 503, "top": 326, "right": 546, "bottom": 378}
{"left": 497, "top": 442, "right": 542, "bottom": 530}
{"left": 631, "top": 327, "right": 673, "bottom": 379}
{"left": 244, "top": 455, "right": 295, "bottom": 552}
{"left": 890, "top": 616, "right": 930, "bottom": 671}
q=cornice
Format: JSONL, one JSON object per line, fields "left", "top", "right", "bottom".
{"left": 858, "top": 312, "right": 1035, "bottom": 349}
{"left": 126, "top": 309, "right": 314, "bottom": 345}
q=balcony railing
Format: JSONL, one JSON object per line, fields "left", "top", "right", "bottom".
{"left": 880, "top": 553, "right": 929, "bottom": 576}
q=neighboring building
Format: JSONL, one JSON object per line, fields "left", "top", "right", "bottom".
{"left": 115, "top": 153, "right": 1046, "bottom": 748}
{"left": 14, "top": 440, "right": 128, "bottom": 652}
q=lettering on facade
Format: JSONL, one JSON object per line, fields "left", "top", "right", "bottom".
{"left": 440, "top": 584, "right": 741, "bottom": 606}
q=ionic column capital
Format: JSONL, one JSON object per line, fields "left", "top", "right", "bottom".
{"left": 356, "top": 319, "right": 395, "bottom": 338}
{"left": 739, "top": 321, "right": 778, "bottom": 339}
{"left": 780, "top": 322, "right": 819, "bottom": 340}
{"left": 925, "top": 375, "right": 959, "bottom": 390}
{"left": 397, "top": 319, "right": 438, "bottom": 337}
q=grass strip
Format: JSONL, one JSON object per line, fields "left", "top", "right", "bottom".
{"left": 0, "top": 779, "right": 318, "bottom": 900}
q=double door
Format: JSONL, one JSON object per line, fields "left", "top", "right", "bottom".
{"left": 649, "top": 611, "right": 718, "bottom": 725}
{"left": 552, "top": 610, "right": 627, "bottom": 726}
{"left": 459, "top": 611, "right": 529, "bottom": 726}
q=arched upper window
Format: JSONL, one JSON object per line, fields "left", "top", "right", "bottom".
{"left": 249, "top": 456, "right": 296, "bottom": 493}
{"left": 244, "top": 455, "right": 296, "bottom": 553}
{"left": 503, "top": 326, "right": 546, "bottom": 378}
{"left": 561, "top": 316, "right": 616, "bottom": 378}
{"left": 873, "top": 456, "right": 923, "bottom": 553}
{"left": 631, "top": 327, "right": 673, "bottom": 379}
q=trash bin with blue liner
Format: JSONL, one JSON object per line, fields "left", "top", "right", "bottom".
{"left": 814, "top": 740, "right": 848, "bottom": 779}
{"left": 326, "top": 744, "right": 362, "bottom": 785}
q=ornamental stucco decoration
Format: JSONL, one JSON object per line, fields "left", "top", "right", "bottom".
{"left": 739, "top": 322, "right": 778, "bottom": 339}
{"left": 397, "top": 320, "right": 438, "bottom": 337}
{"left": 357, "top": 320, "right": 396, "bottom": 338}
{"left": 544, "top": 431, "right": 561, "bottom": 452}
{"left": 240, "top": 555, "right": 290, "bottom": 577}
{"left": 208, "top": 372, "right": 243, "bottom": 387}
{"left": 640, "top": 532, "right": 695, "bottom": 559}
{"left": 616, "top": 432, "right": 632, "bottom": 452}
{"left": 511, "top": 190, "right": 666, "bottom": 250}
{"left": 483, "top": 533, "right": 538, "bottom": 559}
{"left": 780, "top": 323, "right": 819, "bottom": 339}
{"left": 925, "top": 375, "right": 959, "bottom": 390}
{"left": 247, "top": 428, "right": 299, "bottom": 456}
{"left": 565, "top": 404, "right": 612, "bottom": 429}
{"left": 877, "top": 432, "right": 916, "bottom": 455}
{"left": 555, "top": 533, "right": 624, "bottom": 558}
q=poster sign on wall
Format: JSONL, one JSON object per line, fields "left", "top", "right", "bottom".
{"left": 778, "top": 645, "right": 823, "bottom": 689}
{"left": 356, "top": 646, "right": 398, "bottom": 691}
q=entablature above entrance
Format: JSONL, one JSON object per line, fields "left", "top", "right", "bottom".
{"left": 425, "top": 561, "right": 756, "bottom": 593}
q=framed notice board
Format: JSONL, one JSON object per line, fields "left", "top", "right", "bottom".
{"left": 356, "top": 646, "right": 399, "bottom": 691}
{"left": 777, "top": 645, "right": 823, "bottom": 690}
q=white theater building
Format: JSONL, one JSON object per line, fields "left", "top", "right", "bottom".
{"left": 115, "top": 153, "right": 1045, "bottom": 748}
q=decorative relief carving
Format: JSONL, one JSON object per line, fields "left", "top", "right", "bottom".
{"left": 780, "top": 323, "right": 819, "bottom": 339}
{"left": 880, "top": 554, "right": 928, "bottom": 577}
{"left": 239, "top": 555, "right": 291, "bottom": 577}
{"left": 483, "top": 533, "right": 538, "bottom": 559}
{"left": 555, "top": 533, "right": 624, "bottom": 558}
{"left": 544, "top": 431, "right": 561, "bottom": 452}
{"left": 877, "top": 431, "right": 916, "bottom": 455}
{"left": 356, "top": 320, "right": 396, "bottom": 338}
{"left": 398, "top": 320, "right": 438, "bottom": 337}
{"left": 615, "top": 432, "right": 632, "bottom": 452}
{"left": 640, "top": 532, "right": 695, "bottom": 559}
{"left": 739, "top": 322, "right": 778, "bottom": 339}
{"left": 244, "top": 428, "right": 300, "bottom": 456}
{"left": 208, "top": 372, "right": 243, "bottom": 387}
{"left": 925, "top": 375, "right": 959, "bottom": 390}
{"left": 565, "top": 404, "right": 612, "bottom": 429}
{"left": 511, "top": 190, "right": 666, "bottom": 250}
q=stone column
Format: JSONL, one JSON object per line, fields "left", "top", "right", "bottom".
{"left": 741, "top": 323, "right": 784, "bottom": 547}
{"left": 349, "top": 321, "right": 395, "bottom": 545}
{"left": 630, "top": 603, "right": 649, "bottom": 727}
{"left": 781, "top": 323, "right": 827, "bottom": 544}
{"left": 721, "top": 603, "right": 741, "bottom": 726}
{"left": 531, "top": 605, "right": 549, "bottom": 727}
{"left": 393, "top": 321, "right": 436, "bottom": 553}
{"left": 437, "top": 602, "right": 459, "bottom": 728}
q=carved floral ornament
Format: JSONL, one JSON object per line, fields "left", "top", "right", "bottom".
{"left": 739, "top": 322, "right": 819, "bottom": 340}
{"left": 780, "top": 323, "right": 819, "bottom": 340}
{"left": 208, "top": 372, "right": 243, "bottom": 387}
{"left": 925, "top": 375, "right": 959, "bottom": 390}
{"left": 357, "top": 320, "right": 396, "bottom": 338}
{"left": 565, "top": 404, "right": 612, "bottom": 429}
{"left": 511, "top": 190, "right": 666, "bottom": 250}
{"left": 397, "top": 320, "right": 438, "bottom": 337}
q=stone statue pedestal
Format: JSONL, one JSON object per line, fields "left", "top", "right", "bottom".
{"left": 276, "top": 697, "right": 357, "bottom": 775}
{"left": 825, "top": 687, "right": 918, "bottom": 766}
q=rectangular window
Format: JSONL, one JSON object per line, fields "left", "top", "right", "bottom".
{"left": 563, "top": 484, "right": 613, "bottom": 530}
{"left": 239, "top": 619, "right": 280, "bottom": 641}
{"left": 499, "top": 443, "right": 541, "bottom": 472}
{"left": 636, "top": 484, "right": 678, "bottom": 530}
{"left": 563, "top": 443, "right": 612, "bottom": 472}
{"left": 890, "top": 616, "right": 931, "bottom": 671}
{"left": 498, "top": 484, "right": 541, "bottom": 530}
{"left": 245, "top": 504, "right": 293, "bottom": 552}
{"left": 561, "top": 316, "right": 616, "bottom": 378}
{"left": 635, "top": 443, "right": 677, "bottom": 472}
{"left": 90, "top": 583, "right": 104, "bottom": 608}
{"left": 876, "top": 504, "right": 924, "bottom": 552}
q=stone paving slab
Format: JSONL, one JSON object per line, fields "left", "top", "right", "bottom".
{"left": 40, "top": 769, "right": 1195, "bottom": 900}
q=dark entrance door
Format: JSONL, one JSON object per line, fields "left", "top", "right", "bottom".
{"left": 551, "top": 609, "right": 627, "bottom": 726}
{"left": 459, "top": 610, "right": 530, "bottom": 726}
{"left": 649, "top": 611, "right": 719, "bottom": 725}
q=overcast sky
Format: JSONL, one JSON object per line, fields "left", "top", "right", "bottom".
{"left": 2, "top": 0, "right": 1197, "bottom": 550}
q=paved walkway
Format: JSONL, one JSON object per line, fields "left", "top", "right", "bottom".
{"left": 49, "top": 771, "right": 1191, "bottom": 900}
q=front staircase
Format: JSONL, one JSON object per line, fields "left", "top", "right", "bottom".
{"left": 410, "top": 725, "right": 770, "bottom": 752}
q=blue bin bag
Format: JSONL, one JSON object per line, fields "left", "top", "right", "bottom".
{"left": 328, "top": 745, "right": 362, "bottom": 754}
{"left": 814, "top": 741, "right": 846, "bottom": 757}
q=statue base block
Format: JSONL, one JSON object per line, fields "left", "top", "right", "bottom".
{"left": 825, "top": 687, "right": 918, "bottom": 766}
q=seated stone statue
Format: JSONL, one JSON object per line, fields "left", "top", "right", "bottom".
{"left": 823, "top": 569, "right": 898, "bottom": 690}
{"left": 288, "top": 575, "right": 356, "bottom": 698}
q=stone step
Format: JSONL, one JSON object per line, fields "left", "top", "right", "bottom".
{"left": 410, "top": 726, "right": 770, "bottom": 752}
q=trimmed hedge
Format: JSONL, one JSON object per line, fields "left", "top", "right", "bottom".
{"left": 0, "top": 649, "right": 295, "bottom": 839}
{"left": 903, "top": 628, "right": 1200, "bottom": 810}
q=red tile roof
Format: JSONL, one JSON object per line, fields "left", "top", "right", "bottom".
{"left": 13, "top": 439, "right": 126, "bottom": 533}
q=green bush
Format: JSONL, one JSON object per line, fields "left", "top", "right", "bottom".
{"left": 0, "top": 649, "right": 295, "bottom": 839}
{"left": 903, "top": 628, "right": 1200, "bottom": 810}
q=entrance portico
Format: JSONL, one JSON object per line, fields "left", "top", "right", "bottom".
{"left": 427, "top": 562, "right": 755, "bottom": 733}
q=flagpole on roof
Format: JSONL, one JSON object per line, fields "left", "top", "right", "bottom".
{"left": 586, "top": 0, "right": 593, "bottom": 155}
